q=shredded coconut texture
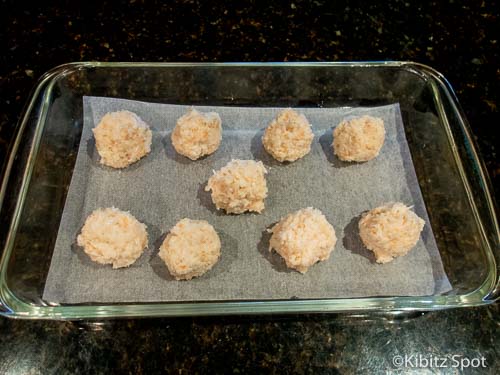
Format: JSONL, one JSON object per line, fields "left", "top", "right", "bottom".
{"left": 171, "top": 108, "right": 222, "bottom": 160}
{"left": 159, "top": 218, "right": 221, "bottom": 280}
{"left": 333, "top": 115, "right": 385, "bottom": 162}
{"left": 359, "top": 202, "right": 425, "bottom": 263}
{"left": 205, "top": 159, "right": 268, "bottom": 214}
{"left": 262, "top": 108, "right": 314, "bottom": 162}
{"left": 269, "top": 207, "right": 337, "bottom": 273}
{"left": 93, "top": 110, "right": 152, "bottom": 168}
{"left": 77, "top": 207, "right": 148, "bottom": 268}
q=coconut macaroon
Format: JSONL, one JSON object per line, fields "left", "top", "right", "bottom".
{"left": 333, "top": 115, "right": 385, "bottom": 162}
{"left": 205, "top": 159, "right": 268, "bottom": 214}
{"left": 358, "top": 202, "right": 425, "bottom": 264}
{"left": 262, "top": 109, "right": 314, "bottom": 162}
{"left": 171, "top": 108, "right": 222, "bottom": 160}
{"left": 269, "top": 207, "right": 337, "bottom": 273}
{"left": 159, "top": 218, "right": 221, "bottom": 280}
{"left": 93, "top": 110, "right": 152, "bottom": 168}
{"left": 77, "top": 207, "right": 148, "bottom": 268}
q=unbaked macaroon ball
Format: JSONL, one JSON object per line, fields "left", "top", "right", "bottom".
{"left": 262, "top": 108, "right": 314, "bottom": 162}
{"left": 205, "top": 159, "right": 268, "bottom": 214}
{"left": 77, "top": 207, "right": 148, "bottom": 268}
{"left": 171, "top": 108, "right": 222, "bottom": 160}
{"left": 269, "top": 207, "right": 337, "bottom": 273}
{"left": 93, "top": 110, "right": 152, "bottom": 168}
{"left": 358, "top": 202, "right": 425, "bottom": 264}
{"left": 159, "top": 218, "right": 221, "bottom": 280}
{"left": 333, "top": 115, "right": 385, "bottom": 162}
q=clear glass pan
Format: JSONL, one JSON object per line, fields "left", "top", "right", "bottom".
{"left": 0, "top": 62, "right": 498, "bottom": 319}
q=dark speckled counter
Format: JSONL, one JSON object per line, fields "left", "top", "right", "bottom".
{"left": 0, "top": 1, "right": 499, "bottom": 373}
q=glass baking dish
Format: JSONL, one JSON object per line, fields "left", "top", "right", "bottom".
{"left": 0, "top": 62, "right": 498, "bottom": 320}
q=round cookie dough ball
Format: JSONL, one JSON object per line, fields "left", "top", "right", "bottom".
{"left": 93, "top": 110, "right": 152, "bottom": 168}
{"left": 262, "top": 109, "right": 314, "bottom": 162}
{"left": 205, "top": 159, "right": 268, "bottom": 214}
{"left": 159, "top": 218, "right": 221, "bottom": 280}
{"left": 358, "top": 202, "right": 425, "bottom": 264}
{"left": 269, "top": 207, "right": 337, "bottom": 273}
{"left": 77, "top": 207, "right": 148, "bottom": 268}
{"left": 171, "top": 108, "right": 222, "bottom": 160}
{"left": 333, "top": 115, "right": 385, "bottom": 162}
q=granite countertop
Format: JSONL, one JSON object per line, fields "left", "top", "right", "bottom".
{"left": 0, "top": 1, "right": 499, "bottom": 373}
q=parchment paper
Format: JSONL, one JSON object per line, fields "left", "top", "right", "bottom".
{"left": 42, "top": 96, "right": 451, "bottom": 303}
